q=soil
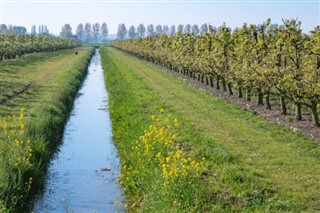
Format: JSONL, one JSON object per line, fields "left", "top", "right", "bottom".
{"left": 162, "top": 68, "right": 320, "bottom": 142}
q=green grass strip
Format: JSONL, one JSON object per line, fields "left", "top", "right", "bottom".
{"left": 0, "top": 47, "right": 94, "bottom": 212}
{"left": 102, "top": 46, "right": 320, "bottom": 212}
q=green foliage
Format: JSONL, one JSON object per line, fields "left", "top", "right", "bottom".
{"left": 0, "top": 34, "right": 80, "bottom": 61}
{"left": 111, "top": 19, "right": 320, "bottom": 126}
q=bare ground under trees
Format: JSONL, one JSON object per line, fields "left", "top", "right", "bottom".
{"left": 159, "top": 66, "right": 320, "bottom": 142}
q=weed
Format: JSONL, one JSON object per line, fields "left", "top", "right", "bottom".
{"left": 119, "top": 109, "right": 206, "bottom": 211}
{"left": 0, "top": 108, "right": 33, "bottom": 212}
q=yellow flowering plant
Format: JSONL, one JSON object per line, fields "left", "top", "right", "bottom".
{"left": 0, "top": 108, "right": 33, "bottom": 211}
{"left": 119, "top": 109, "right": 206, "bottom": 211}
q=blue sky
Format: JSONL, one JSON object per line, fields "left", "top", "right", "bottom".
{"left": 0, "top": 0, "right": 319, "bottom": 35}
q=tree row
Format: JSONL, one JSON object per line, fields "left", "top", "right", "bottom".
{"left": 64, "top": 22, "right": 109, "bottom": 43}
{"left": 0, "top": 34, "right": 80, "bottom": 60}
{"left": 116, "top": 23, "right": 210, "bottom": 40}
{"left": 112, "top": 19, "right": 320, "bottom": 126}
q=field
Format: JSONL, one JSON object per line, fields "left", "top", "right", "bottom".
{"left": 0, "top": 46, "right": 94, "bottom": 211}
{"left": 101, "top": 46, "right": 320, "bottom": 212}
{"left": 0, "top": 42, "right": 319, "bottom": 212}
{"left": 1, "top": 0, "right": 319, "bottom": 211}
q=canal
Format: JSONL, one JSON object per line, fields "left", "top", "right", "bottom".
{"left": 33, "top": 49, "right": 124, "bottom": 212}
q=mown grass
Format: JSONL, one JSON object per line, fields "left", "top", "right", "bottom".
{"left": 102, "top": 46, "right": 320, "bottom": 212}
{"left": 0, "top": 46, "right": 94, "bottom": 212}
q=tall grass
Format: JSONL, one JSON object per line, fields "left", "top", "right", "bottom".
{"left": 0, "top": 47, "right": 94, "bottom": 212}
{"left": 0, "top": 109, "right": 33, "bottom": 212}
{"left": 119, "top": 109, "right": 206, "bottom": 211}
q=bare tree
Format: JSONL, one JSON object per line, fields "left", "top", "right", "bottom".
{"left": 38, "top": 25, "right": 48, "bottom": 35}
{"left": 76, "top": 23, "right": 84, "bottom": 41}
{"left": 31, "top": 25, "right": 37, "bottom": 35}
{"left": 137, "top": 23, "right": 146, "bottom": 38}
{"left": 85, "top": 23, "right": 92, "bottom": 42}
{"left": 191, "top": 24, "right": 200, "bottom": 35}
{"left": 92, "top": 23, "right": 100, "bottom": 42}
{"left": 200, "top": 23, "right": 209, "bottom": 35}
{"left": 170, "top": 25, "right": 176, "bottom": 36}
{"left": 155, "top": 24, "right": 162, "bottom": 35}
{"left": 117, "top": 23, "right": 127, "bottom": 40}
{"left": 128, "top": 25, "right": 136, "bottom": 39}
{"left": 177, "top": 24, "right": 184, "bottom": 33}
{"left": 100, "top": 22, "right": 109, "bottom": 42}
{"left": 184, "top": 24, "right": 191, "bottom": 34}
{"left": 163, "top": 25, "right": 169, "bottom": 35}
{"left": 0, "top": 24, "right": 7, "bottom": 34}
{"left": 147, "top": 24, "right": 155, "bottom": 36}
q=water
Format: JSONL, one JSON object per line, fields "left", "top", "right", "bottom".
{"left": 33, "top": 49, "right": 124, "bottom": 213}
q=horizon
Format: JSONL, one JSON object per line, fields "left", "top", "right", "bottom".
{"left": 0, "top": 0, "right": 319, "bottom": 35}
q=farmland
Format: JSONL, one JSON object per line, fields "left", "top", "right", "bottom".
{"left": 0, "top": 18, "right": 320, "bottom": 212}
{"left": 0, "top": 40, "right": 93, "bottom": 211}
{"left": 101, "top": 46, "right": 320, "bottom": 212}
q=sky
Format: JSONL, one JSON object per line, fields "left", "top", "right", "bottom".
{"left": 0, "top": 0, "right": 319, "bottom": 35}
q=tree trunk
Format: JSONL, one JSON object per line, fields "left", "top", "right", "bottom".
{"left": 201, "top": 74, "right": 204, "bottom": 83}
{"left": 295, "top": 101, "right": 302, "bottom": 121}
{"left": 246, "top": 88, "right": 251, "bottom": 102}
{"left": 209, "top": 76, "right": 214, "bottom": 87}
{"left": 222, "top": 77, "right": 227, "bottom": 92}
{"left": 265, "top": 92, "right": 271, "bottom": 110}
{"left": 238, "top": 87, "right": 243, "bottom": 98}
{"left": 280, "top": 96, "right": 287, "bottom": 115}
{"left": 257, "top": 88, "right": 264, "bottom": 105}
{"left": 228, "top": 83, "right": 233, "bottom": 95}
{"left": 193, "top": 72, "right": 196, "bottom": 79}
{"left": 205, "top": 76, "right": 209, "bottom": 85}
{"left": 216, "top": 76, "right": 220, "bottom": 90}
{"left": 310, "top": 101, "right": 320, "bottom": 127}
{"left": 197, "top": 73, "right": 200, "bottom": 81}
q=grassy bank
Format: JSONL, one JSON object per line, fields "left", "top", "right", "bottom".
{"left": 101, "top": 46, "right": 320, "bottom": 212}
{"left": 0, "top": 46, "right": 94, "bottom": 212}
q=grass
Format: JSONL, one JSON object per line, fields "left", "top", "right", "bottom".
{"left": 0, "top": 46, "right": 94, "bottom": 212}
{"left": 102, "top": 46, "right": 320, "bottom": 212}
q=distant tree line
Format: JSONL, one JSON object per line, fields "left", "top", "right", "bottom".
{"left": 0, "top": 24, "right": 27, "bottom": 35}
{"left": 116, "top": 23, "right": 210, "bottom": 40}
{"left": 60, "top": 22, "right": 109, "bottom": 43}
{"left": 31, "top": 25, "right": 50, "bottom": 35}
{"left": 0, "top": 24, "right": 50, "bottom": 35}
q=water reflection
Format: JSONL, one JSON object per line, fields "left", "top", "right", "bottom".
{"left": 33, "top": 49, "right": 124, "bottom": 213}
